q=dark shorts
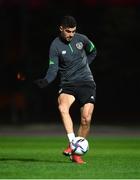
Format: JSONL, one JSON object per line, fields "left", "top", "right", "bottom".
{"left": 58, "top": 81, "right": 96, "bottom": 107}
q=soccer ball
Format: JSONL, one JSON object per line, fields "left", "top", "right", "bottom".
{"left": 70, "top": 136, "right": 89, "bottom": 155}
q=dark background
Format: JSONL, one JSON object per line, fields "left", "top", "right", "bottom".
{"left": 0, "top": 0, "right": 140, "bottom": 126}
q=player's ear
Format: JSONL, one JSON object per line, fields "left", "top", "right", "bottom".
{"left": 59, "top": 26, "right": 63, "bottom": 32}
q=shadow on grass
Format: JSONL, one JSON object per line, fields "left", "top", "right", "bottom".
{"left": 0, "top": 157, "right": 70, "bottom": 163}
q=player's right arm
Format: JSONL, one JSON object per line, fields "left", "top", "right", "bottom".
{"left": 44, "top": 43, "right": 59, "bottom": 83}
{"left": 34, "top": 42, "right": 59, "bottom": 88}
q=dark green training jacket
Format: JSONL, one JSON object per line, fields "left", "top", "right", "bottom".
{"left": 44, "top": 33, "right": 97, "bottom": 86}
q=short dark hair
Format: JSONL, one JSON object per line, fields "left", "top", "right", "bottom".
{"left": 60, "top": 15, "right": 77, "bottom": 28}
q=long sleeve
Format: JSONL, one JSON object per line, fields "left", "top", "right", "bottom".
{"left": 44, "top": 42, "right": 59, "bottom": 83}
{"left": 84, "top": 36, "right": 97, "bottom": 64}
{"left": 86, "top": 42, "right": 97, "bottom": 64}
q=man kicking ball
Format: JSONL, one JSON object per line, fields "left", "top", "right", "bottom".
{"left": 35, "top": 15, "right": 97, "bottom": 164}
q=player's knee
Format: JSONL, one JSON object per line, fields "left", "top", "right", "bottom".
{"left": 81, "top": 115, "right": 91, "bottom": 126}
{"left": 58, "top": 104, "right": 69, "bottom": 114}
{"left": 82, "top": 111, "right": 92, "bottom": 121}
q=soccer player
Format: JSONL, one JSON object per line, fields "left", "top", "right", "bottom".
{"left": 35, "top": 15, "right": 97, "bottom": 164}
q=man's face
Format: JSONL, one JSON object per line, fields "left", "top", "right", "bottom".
{"left": 59, "top": 26, "right": 76, "bottom": 42}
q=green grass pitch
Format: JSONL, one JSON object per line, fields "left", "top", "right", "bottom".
{"left": 0, "top": 135, "right": 140, "bottom": 179}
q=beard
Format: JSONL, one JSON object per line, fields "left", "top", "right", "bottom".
{"left": 66, "top": 36, "right": 73, "bottom": 42}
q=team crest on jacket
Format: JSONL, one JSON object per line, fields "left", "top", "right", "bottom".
{"left": 76, "top": 42, "right": 83, "bottom": 50}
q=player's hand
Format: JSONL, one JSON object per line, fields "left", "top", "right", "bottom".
{"left": 34, "top": 78, "right": 48, "bottom": 88}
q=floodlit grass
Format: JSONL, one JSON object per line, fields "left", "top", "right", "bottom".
{"left": 0, "top": 136, "right": 140, "bottom": 179}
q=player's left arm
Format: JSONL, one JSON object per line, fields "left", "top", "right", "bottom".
{"left": 84, "top": 36, "right": 97, "bottom": 64}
